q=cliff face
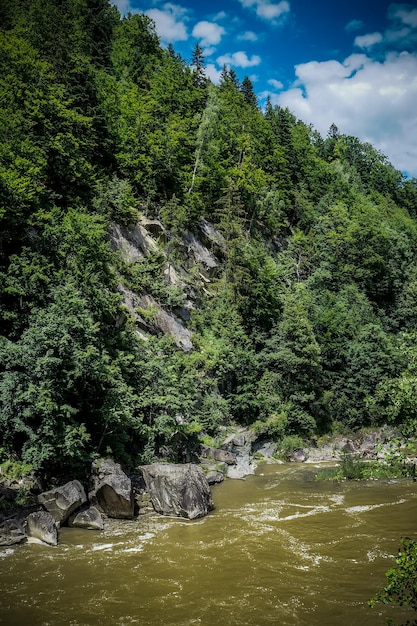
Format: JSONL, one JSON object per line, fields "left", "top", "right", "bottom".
{"left": 109, "top": 215, "right": 225, "bottom": 352}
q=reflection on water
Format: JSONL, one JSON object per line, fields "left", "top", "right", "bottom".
{"left": 0, "top": 464, "right": 416, "bottom": 625}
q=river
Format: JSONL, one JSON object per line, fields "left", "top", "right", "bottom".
{"left": 1, "top": 463, "right": 416, "bottom": 626}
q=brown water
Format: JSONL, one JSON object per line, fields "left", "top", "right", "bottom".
{"left": 1, "top": 463, "right": 416, "bottom": 626}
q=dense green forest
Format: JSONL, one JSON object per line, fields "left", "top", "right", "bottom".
{"left": 1, "top": 0, "right": 417, "bottom": 479}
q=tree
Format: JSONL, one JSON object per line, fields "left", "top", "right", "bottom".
{"left": 240, "top": 76, "right": 257, "bottom": 108}
{"left": 190, "top": 41, "right": 206, "bottom": 87}
{"left": 370, "top": 538, "right": 417, "bottom": 624}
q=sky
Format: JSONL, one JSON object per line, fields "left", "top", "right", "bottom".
{"left": 112, "top": 0, "right": 417, "bottom": 177}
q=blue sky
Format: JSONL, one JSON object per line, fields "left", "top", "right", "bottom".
{"left": 113, "top": 0, "right": 417, "bottom": 177}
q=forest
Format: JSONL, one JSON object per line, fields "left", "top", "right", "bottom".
{"left": 1, "top": 0, "right": 417, "bottom": 481}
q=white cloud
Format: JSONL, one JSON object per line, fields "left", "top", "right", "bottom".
{"left": 112, "top": 0, "right": 130, "bottom": 15}
{"left": 217, "top": 51, "right": 262, "bottom": 67}
{"left": 238, "top": 0, "right": 290, "bottom": 25}
{"left": 354, "top": 32, "right": 383, "bottom": 48}
{"left": 192, "top": 21, "right": 226, "bottom": 47}
{"left": 345, "top": 19, "right": 364, "bottom": 33}
{"left": 205, "top": 63, "right": 223, "bottom": 84}
{"left": 276, "top": 50, "right": 417, "bottom": 175}
{"left": 268, "top": 78, "right": 284, "bottom": 89}
{"left": 237, "top": 30, "right": 259, "bottom": 41}
{"left": 389, "top": 4, "right": 417, "bottom": 28}
{"left": 145, "top": 4, "right": 189, "bottom": 43}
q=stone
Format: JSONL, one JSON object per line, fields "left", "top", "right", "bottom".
{"left": 25, "top": 511, "right": 58, "bottom": 546}
{"left": 68, "top": 506, "right": 104, "bottom": 530}
{"left": 89, "top": 459, "right": 134, "bottom": 519}
{"left": 289, "top": 448, "right": 308, "bottom": 463}
{"left": 139, "top": 463, "right": 214, "bottom": 519}
{"left": 37, "top": 480, "right": 87, "bottom": 526}
{"left": 199, "top": 444, "right": 237, "bottom": 465}
{"left": 0, "top": 519, "right": 26, "bottom": 546}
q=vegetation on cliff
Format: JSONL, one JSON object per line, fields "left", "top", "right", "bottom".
{"left": 1, "top": 0, "right": 417, "bottom": 480}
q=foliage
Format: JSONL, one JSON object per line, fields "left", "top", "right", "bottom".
{"left": 369, "top": 538, "right": 417, "bottom": 625}
{"left": 1, "top": 0, "right": 417, "bottom": 479}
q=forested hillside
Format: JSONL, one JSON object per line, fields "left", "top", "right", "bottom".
{"left": 1, "top": 0, "right": 417, "bottom": 480}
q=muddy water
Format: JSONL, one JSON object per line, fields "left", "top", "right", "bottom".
{"left": 1, "top": 463, "right": 416, "bottom": 626}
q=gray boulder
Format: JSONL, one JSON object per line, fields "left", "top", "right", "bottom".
{"left": 37, "top": 480, "right": 87, "bottom": 526}
{"left": 89, "top": 459, "right": 134, "bottom": 519}
{"left": 139, "top": 463, "right": 214, "bottom": 519}
{"left": 0, "top": 518, "right": 26, "bottom": 546}
{"left": 199, "top": 444, "right": 237, "bottom": 465}
{"left": 68, "top": 506, "right": 104, "bottom": 530}
{"left": 25, "top": 511, "right": 58, "bottom": 546}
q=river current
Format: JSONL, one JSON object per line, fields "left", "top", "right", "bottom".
{"left": 1, "top": 463, "right": 416, "bottom": 626}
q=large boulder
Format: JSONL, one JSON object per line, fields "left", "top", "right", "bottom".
{"left": 68, "top": 506, "right": 104, "bottom": 530}
{"left": 37, "top": 480, "right": 87, "bottom": 526}
{"left": 139, "top": 463, "right": 214, "bottom": 520}
{"left": 25, "top": 511, "right": 58, "bottom": 546}
{"left": 89, "top": 459, "right": 134, "bottom": 519}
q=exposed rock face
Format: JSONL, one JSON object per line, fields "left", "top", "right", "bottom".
{"left": 25, "top": 511, "right": 58, "bottom": 546}
{"left": 222, "top": 430, "right": 257, "bottom": 479}
{"left": 37, "top": 480, "right": 87, "bottom": 526}
{"left": 68, "top": 506, "right": 104, "bottom": 530}
{"left": 109, "top": 222, "right": 158, "bottom": 263}
{"left": 89, "top": 459, "right": 134, "bottom": 519}
{"left": 138, "top": 294, "right": 193, "bottom": 352}
{"left": 0, "top": 519, "right": 26, "bottom": 546}
{"left": 139, "top": 463, "right": 214, "bottom": 519}
{"left": 184, "top": 232, "right": 220, "bottom": 276}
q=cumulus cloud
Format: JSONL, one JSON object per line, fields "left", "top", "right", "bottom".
{"left": 217, "top": 51, "right": 262, "bottom": 67}
{"left": 238, "top": 0, "right": 290, "bottom": 25}
{"left": 205, "top": 63, "right": 223, "bottom": 84}
{"left": 389, "top": 3, "right": 417, "bottom": 28}
{"left": 354, "top": 32, "right": 383, "bottom": 48}
{"left": 268, "top": 78, "right": 284, "bottom": 89}
{"left": 192, "top": 21, "right": 226, "bottom": 47}
{"left": 145, "top": 3, "right": 189, "bottom": 43}
{"left": 237, "top": 30, "right": 259, "bottom": 41}
{"left": 276, "top": 50, "right": 417, "bottom": 175}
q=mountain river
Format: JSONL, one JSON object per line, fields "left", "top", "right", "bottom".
{"left": 1, "top": 463, "right": 416, "bottom": 625}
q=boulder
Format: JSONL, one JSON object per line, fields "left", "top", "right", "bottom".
{"left": 25, "top": 511, "right": 58, "bottom": 546}
{"left": 68, "top": 506, "right": 104, "bottom": 530}
{"left": 37, "top": 480, "right": 87, "bottom": 526}
{"left": 0, "top": 519, "right": 26, "bottom": 546}
{"left": 199, "top": 444, "right": 237, "bottom": 465}
{"left": 289, "top": 448, "right": 308, "bottom": 463}
{"left": 89, "top": 459, "right": 134, "bottom": 519}
{"left": 139, "top": 463, "right": 214, "bottom": 519}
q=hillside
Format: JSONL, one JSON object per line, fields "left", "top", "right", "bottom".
{"left": 1, "top": 0, "right": 417, "bottom": 480}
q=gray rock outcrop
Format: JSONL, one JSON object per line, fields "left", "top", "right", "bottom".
{"left": 139, "top": 463, "right": 214, "bottom": 519}
{"left": 89, "top": 459, "right": 134, "bottom": 519}
{"left": 68, "top": 506, "right": 104, "bottom": 530}
{"left": 37, "top": 480, "right": 87, "bottom": 526}
{"left": 25, "top": 511, "right": 58, "bottom": 546}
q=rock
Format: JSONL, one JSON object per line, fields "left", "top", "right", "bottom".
{"left": 288, "top": 448, "right": 308, "bottom": 463}
{"left": 205, "top": 469, "right": 225, "bottom": 485}
{"left": 200, "top": 462, "right": 225, "bottom": 485}
{"left": 0, "top": 519, "right": 26, "bottom": 546}
{"left": 139, "top": 463, "right": 214, "bottom": 519}
{"left": 226, "top": 453, "right": 256, "bottom": 479}
{"left": 184, "top": 232, "right": 220, "bottom": 276}
{"left": 138, "top": 294, "right": 193, "bottom": 352}
{"left": 37, "top": 480, "right": 87, "bottom": 526}
{"left": 89, "top": 459, "right": 134, "bottom": 519}
{"left": 68, "top": 506, "right": 104, "bottom": 530}
{"left": 25, "top": 511, "right": 58, "bottom": 546}
{"left": 199, "top": 444, "right": 237, "bottom": 465}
